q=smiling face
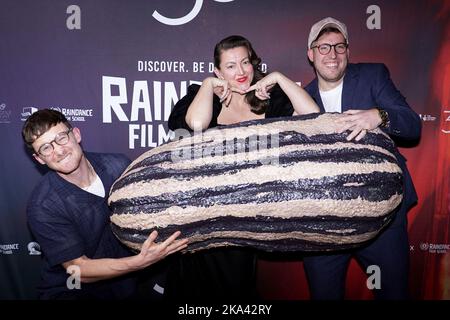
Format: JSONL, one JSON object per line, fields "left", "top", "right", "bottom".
{"left": 214, "top": 46, "right": 254, "bottom": 91}
{"left": 32, "top": 122, "right": 84, "bottom": 176}
{"left": 308, "top": 31, "right": 349, "bottom": 88}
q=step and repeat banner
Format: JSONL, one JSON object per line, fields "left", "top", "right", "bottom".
{"left": 0, "top": 0, "right": 449, "bottom": 299}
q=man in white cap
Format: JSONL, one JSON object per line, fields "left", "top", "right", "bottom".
{"left": 303, "top": 17, "right": 421, "bottom": 299}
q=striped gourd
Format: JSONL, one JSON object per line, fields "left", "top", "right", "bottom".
{"left": 108, "top": 113, "right": 403, "bottom": 252}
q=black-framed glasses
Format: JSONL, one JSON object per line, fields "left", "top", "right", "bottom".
{"left": 37, "top": 128, "right": 73, "bottom": 157}
{"left": 312, "top": 42, "right": 348, "bottom": 55}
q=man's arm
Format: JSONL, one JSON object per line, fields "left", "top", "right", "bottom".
{"left": 373, "top": 63, "right": 421, "bottom": 140}
{"left": 62, "top": 230, "right": 187, "bottom": 283}
{"left": 335, "top": 64, "right": 421, "bottom": 141}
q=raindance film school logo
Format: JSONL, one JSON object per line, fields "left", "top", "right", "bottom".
{"left": 0, "top": 243, "right": 19, "bottom": 255}
{"left": 420, "top": 242, "right": 450, "bottom": 254}
{"left": 21, "top": 107, "right": 38, "bottom": 121}
{"left": 0, "top": 103, "right": 12, "bottom": 123}
{"left": 27, "top": 242, "right": 41, "bottom": 255}
{"left": 50, "top": 107, "right": 94, "bottom": 122}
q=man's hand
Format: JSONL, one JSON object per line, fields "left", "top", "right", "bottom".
{"left": 133, "top": 230, "right": 188, "bottom": 269}
{"left": 335, "top": 108, "right": 382, "bottom": 141}
{"left": 61, "top": 231, "right": 188, "bottom": 283}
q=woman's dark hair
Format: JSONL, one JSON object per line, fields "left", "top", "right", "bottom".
{"left": 213, "top": 35, "right": 268, "bottom": 114}
{"left": 22, "top": 109, "right": 71, "bottom": 149}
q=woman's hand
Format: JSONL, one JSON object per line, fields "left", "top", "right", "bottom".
{"left": 208, "top": 77, "right": 245, "bottom": 107}
{"left": 247, "top": 71, "right": 319, "bottom": 115}
{"left": 246, "top": 72, "right": 281, "bottom": 100}
{"left": 186, "top": 77, "right": 246, "bottom": 130}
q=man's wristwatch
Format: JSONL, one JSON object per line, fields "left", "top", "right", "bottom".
{"left": 377, "top": 108, "right": 390, "bottom": 128}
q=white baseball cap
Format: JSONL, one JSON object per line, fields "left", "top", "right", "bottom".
{"left": 308, "top": 17, "right": 349, "bottom": 49}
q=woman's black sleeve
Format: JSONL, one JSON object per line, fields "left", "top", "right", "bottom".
{"left": 168, "top": 84, "right": 201, "bottom": 131}
{"left": 168, "top": 84, "right": 222, "bottom": 131}
{"left": 266, "top": 84, "right": 295, "bottom": 118}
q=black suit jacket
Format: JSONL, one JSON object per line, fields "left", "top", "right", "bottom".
{"left": 305, "top": 63, "right": 421, "bottom": 213}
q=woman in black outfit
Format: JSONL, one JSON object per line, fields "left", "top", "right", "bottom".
{"left": 166, "top": 35, "right": 319, "bottom": 300}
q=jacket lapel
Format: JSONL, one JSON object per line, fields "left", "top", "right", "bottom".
{"left": 341, "top": 64, "right": 358, "bottom": 112}
{"left": 309, "top": 78, "right": 326, "bottom": 112}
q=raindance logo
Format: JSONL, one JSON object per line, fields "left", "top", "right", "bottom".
{"left": 27, "top": 242, "right": 41, "bottom": 255}
{"left": 49, "top": 106, "right": 94, "bottom": 122}
{"left": 0, "top": 243, "right": 19, "bottom": 255}
{"left": 0, "top": 103, "right": 11, "bottom": 123}
{"left": 21, "top": 107, "right": 38, "bottom": 121}
{"left": 420, "top": 242, "right": 449, "bottom": 254}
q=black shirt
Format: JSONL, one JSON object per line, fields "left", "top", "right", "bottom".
{"left": 168, "top": 84, "right": 295, "bottom": 131}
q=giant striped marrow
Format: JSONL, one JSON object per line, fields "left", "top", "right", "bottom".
{"left": 108, "top": 113, "right": 403, "bottom": 252}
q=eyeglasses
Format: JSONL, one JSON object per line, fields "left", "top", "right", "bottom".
{"left": 311, "top": 42, "right": 348, "bottom": 55}
{"left": 37, "top": 128, "right": 73, "bottom": 157}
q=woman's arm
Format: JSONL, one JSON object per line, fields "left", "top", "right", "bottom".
{"left": 184, "top": 77, "right": 246, "bottom": 130}
{"left": 168, "top": 82, "right": 220, "bottom": 131}
{"left": 247, "top": 72, "right": 319, "bottom": 115}
{"left": 184, "top": 77, "right": 218, "bottom": 131}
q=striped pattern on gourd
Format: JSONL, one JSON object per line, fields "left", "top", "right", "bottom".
{"left": 108, "top": 113, "right": 403, "bottom": 252}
